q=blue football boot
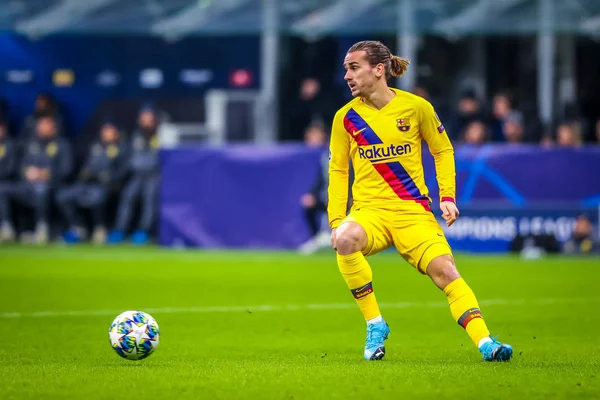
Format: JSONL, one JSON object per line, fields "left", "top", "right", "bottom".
{"left": 479, "top": 335, "right": 513, "bottom": 362}
{"left": 62, "top": 230, "right": 81, "bottom": 244}
{"left": 364, "top": 319, "right": 390, "bottom": 360}
{"left": 132, "top": 230, "right": 149, "bottom": 245}
{"left": 107, "top": 229, "right": 124, "bottom": 244}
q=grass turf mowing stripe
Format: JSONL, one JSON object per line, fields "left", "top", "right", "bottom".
{"left": 1, "top": 297, "right": 597, "bottom": 319}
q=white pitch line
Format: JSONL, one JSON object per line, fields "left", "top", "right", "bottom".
{"left": 0, "top": 298, "right": 597, "bottom": 319}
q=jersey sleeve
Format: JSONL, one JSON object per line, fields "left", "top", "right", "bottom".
{"left": 419, "top": 100, "right": 456, "bottom": 203}
{"left": 327, "top": 109, "right": 351, "bottom": 228}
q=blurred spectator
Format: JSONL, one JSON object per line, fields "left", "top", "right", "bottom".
{"left": 280, "top": 36, "right": 340, "bottom": 141}
{"left": 0, "top": 115, "right": 72, "bottom": 244}
{"left": 288, "top": 77, "right": 338, "bottom": 142}
{"left": 0, "top": 121, "right": 16, "bottom": 181}
{"left": 511, "top": 233, "right": 561, "bottom": 257}
{"left": 450, "top": 90, "right": 484, "bottom": 141}
{"left": 108, "top": 106, "right": 160, "bottom": 245}
{"left": 20, "top": 93, "right": 64, "bottom": 141}
{"left": 563, "top": 214, "right": 600, "bottom": 255}
{"left": 540, "top": 135, "right": 554, "bottom": 148}
{"left": 412, "top": 84, "right": 430, "bottom": 101}
{"left": 595, "top": 119, "right": 600, "bottom": 143}
{"left": 298, "top": 122, "right": 331, "bottom": 254}
{"left": 503, "top": 111, "right": 525, "bottom": 143}
{"left": 556, "top": 122, "right": 583, "bottom": 148}
{"left": 462, "top": 120, "right": 488, "bottom": 146}
{"left": 56, "top": 121, "right": 129, "bottom": 245}
{"left": 490, "top": 92, "right": 514, "bottom": 142}
{"left": 303, "top": 122, "right": 327, "bottom": 148}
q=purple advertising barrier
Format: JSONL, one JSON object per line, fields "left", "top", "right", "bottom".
{"left": 160, "top": 144, "right": 600, "bottom": 250}
{"left": 160, "top": 144, "right": 322, "bottom": 249}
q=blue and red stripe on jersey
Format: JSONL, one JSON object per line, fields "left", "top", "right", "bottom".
{"left": 373, "top": 162, "right": 432, "bottom": 212}
{"left": 343, "top": 108, "right": 431, "bottom": 212}
{"left": 343, "top": 108, "right": 383, "bottom": 146}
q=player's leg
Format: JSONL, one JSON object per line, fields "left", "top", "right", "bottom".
{"left": 335, "top": 209, "right": 392, "bottom": 360}
{"left": 0, "top": 182, "right": 20, "bottom": 242}
{"left": 78, "top": 184, "right": 108, "bottom": 244}
{"left": 425, "top": 254, "right": 513, "bottom": 361}
{"left": 6, "top": 183, "right": 50, "bottom": 244}
{"left": 108, "top": 176, "right": 142, "bottom": 243}
{"left": 56, "top": 184, "right": 87, "bottom": 242}
{"left": 335, "top": 220, "right": 378, "bottom": 320}
{"left": 298, "top": 198, "right": 329, "bottom": 254}
{"left": 393, "top": 211, "right": 512, "bottom": 361}
{"left": 303, "top": 203, "right": 320, "bottom": 238}
{"left": 135, "top": 176, "right": 159, "bottom": 244}
{"left": 30, "top": 183, "right": 51, "bottom": 244}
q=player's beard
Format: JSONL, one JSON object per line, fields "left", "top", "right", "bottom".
{"left": 352, "top": 83, "right": 375, "bottom": 99}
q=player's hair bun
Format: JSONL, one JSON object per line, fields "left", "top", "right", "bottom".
{"left": 390, "top": 56, "right": 410, "bottom": 77}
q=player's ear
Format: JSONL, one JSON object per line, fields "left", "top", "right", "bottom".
{"left": 375, "top": 63, "right": 385, "bottom": 78}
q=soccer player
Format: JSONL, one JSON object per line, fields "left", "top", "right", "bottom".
{"left": 328, "top": 40, "right": 513, "bottom": 362}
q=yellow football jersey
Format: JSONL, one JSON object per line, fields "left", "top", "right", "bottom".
{"left": 328, "top": 88, "right": 455, "bottom": 229}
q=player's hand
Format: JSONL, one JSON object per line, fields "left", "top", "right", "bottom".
{"left": 331, "top": 228, "right": 337, "bottom": 250}
{"left": 440, "top": 201, "right": 459, "bottom": 227}
{"left": 300, "top": 194, "right": 316, "bottom": 207}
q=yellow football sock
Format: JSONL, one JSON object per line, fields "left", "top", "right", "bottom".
{"left": 443, "top": 278, "right": 490, "bottom": 347}
{"left": 337, "top": 251, "right": 381, "bottom": 321}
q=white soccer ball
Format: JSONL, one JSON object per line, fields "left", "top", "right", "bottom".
{"left": 108, "top": 310, "right": 160, "bottom": 360}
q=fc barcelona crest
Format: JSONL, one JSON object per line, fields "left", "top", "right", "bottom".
{"left": 396, "top": 118, "right": 411, "bottom": 132}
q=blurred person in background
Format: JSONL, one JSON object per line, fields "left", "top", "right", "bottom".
{"left": 412, "top": 84, "right": 430, "bottom": 101}
{"left": 595, "top": 119, "right": 600, "bottom": 143}
{"left": 56, "top": 120, "right": 129, "bottom": 244}
{"left": 0, "top": 120, "right": 17, "bottom": 243}
{"left": 20, "top": 92, "right": 64, "bottom": 142}
{"left": 0, "top": 121, "right": 16, "bottom": 183}
{"left": 461, "top": 120, "right": 488, "bottom": 146}
{"left": 503, "top": 111, "right": 525, "bottom": 144}
{"left": 0, "top": 115, "right": 72, "bottom": 244}
{"left": 108, "top": 105, "right": 160, "bottom": 245}
{"left": 540, "top": 134, "right": 555, "bottom": 148}
{"left": 490, "top": 92, "right": 515, "bottom": 142}
{"left": 563, "top": 214, "right": 600, "bottom": 255}
{"left": 288, "top": 77, "right": 337, "bottom": 141}
{"left": 450, "top": 90, "right": 484, "bottom": 142}
{"left": 556, "top": 122, "right": 583, "bottom": 148}
{"left": 282, "top": 36, "right": 340, "bottom": 142}
{"left": 298, "top": 122, "right": 330, "bottom": 254}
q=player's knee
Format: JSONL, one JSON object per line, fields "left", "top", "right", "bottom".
{"left": 335, "top": 222, "right": 367, "bottom": 255}
{"left": 426, "top": 254, "right": 460, "bottom": 289}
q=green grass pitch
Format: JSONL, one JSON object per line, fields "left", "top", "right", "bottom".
{"left": 0, "top": 245, "right": 599, "bottom": 399}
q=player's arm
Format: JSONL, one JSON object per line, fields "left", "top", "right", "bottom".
{"left": 419, "top": 100, "right": 458, "bottom": 226}
{"left": 327, "top": 109, "right": 351, "bottom": 230}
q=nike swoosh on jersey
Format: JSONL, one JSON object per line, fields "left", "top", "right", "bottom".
{"left": 353, "top": 127, "right": 367, "bottom": 136}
